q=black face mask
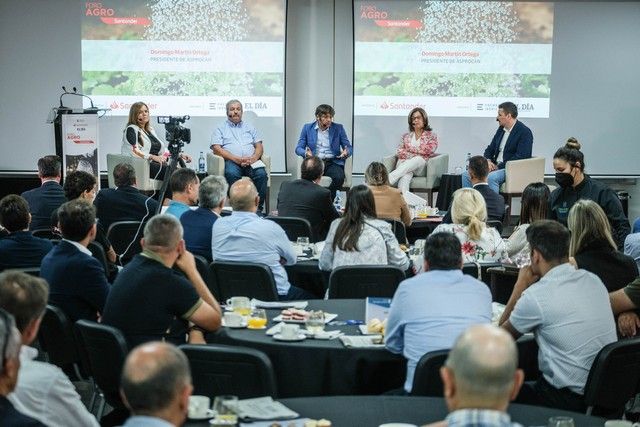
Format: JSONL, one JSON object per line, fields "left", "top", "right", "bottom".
{"left": 555, "top": 172, "right": 574, "bottom": 188}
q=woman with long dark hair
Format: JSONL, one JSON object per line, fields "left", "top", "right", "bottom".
{"left": 319, "top": 185, "right": 410, "bottom": 271}
{"left": 505, "top": 182, "right": 549, "bottom": 259}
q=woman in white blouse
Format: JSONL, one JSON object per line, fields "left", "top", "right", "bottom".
{"left": 319, "top": 185, "right": 410, "bottom": 272}
{"left": 504, "top": 182, "right": 549, "bottom": 262}
{"left": 432, "top": 188, "right": 506, "bottom": 263}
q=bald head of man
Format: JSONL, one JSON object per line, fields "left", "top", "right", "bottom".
{"left": 441, "top": 325, "right": 524, "bottom": 412}
{"left": 120, "top": 342, "right": 192, "bottom": 426}
{"left": 229, "top": 178, "right": 259, "bottom": 212}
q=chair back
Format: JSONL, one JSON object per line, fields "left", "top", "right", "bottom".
{"left": 584, "top": 336, "right": 640, "bottom": 416}
{"left": 180, "top": 344, "right": 277, "bottom": 398}
{"left": 88, "top": 241, "right": 109, "bottom": 276}
{"left": 411, "top": 349, "right": 450, "bottom": 396}
{"left": 328, "top": 265, "right": 405, "bottom": 299}
{"left": 107, "top": 220, "right": 145, "bottom": 264}
{"left": 32, "top": 228, "right": 57, "bottom": 239}
{"left": 74, "top": 320, "right": 129, "bottom": 410}
{"left": 37, "top": 305, "right": 84, "bottom": 379}
{"left": 380, "top": 218, "right": 407, "bottom": 245}
{"left": 266, "top": 216, "right": 316, "bottom": 243}
{"left": 462, "top": 263, "right": 480, "bottom": 278}
{"left": 502, "top": 157, "right": 545, "bottom": 194}
{"left": 193, "top": 255, "right": 221, "bottom": 300}
{"left": 486, "top": 219, "right": 503, "bottom": 235}
{"left": 107, "top": 153, "right": 162, "bottom": 191}
{"left": 210, "top": 261, "right": 279, "bottom": 301}
{"left": 462, "top": 262, "right": 502, "bottom": 285}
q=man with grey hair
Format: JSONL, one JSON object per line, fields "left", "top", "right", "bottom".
{"left": 0, "top": 271, "right": 98, "bottom": 427}
{"left": 211, "top": 99, "right": 268, "bottom": 212}
{"left": 103, "top": 214, "right": 221, "bottom": 348}
{"left": 180, "top": 175, "right": 228, "bottom": 261}
{"left": 0, "top": 308, "right": 43, "bottom": 425}
{"left": 213, "top": 179, "right": 314, "bottom": 300}
{"left": 120, "top": 342, "right": 192, "bottom": 427}
{"left": 424, "top": 325, "right": 524, "bottom": 427}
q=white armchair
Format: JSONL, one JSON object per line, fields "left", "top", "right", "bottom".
{"left": 382, "top": 153, "right": 449, "bottom": 206}
{"left": 207, "top": 153, "right": 272, "bottom": 212}
{"left": 106, "top": 154, "right": 163, "bottom": 191}
{"left": 500, "top": 157, "right": 546, "bottom": 224}
{"left": 295, "top": 156, "right": 353, "bottom": 191}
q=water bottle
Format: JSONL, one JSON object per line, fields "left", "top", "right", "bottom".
{"left": 465, "top": 152, "right": 471, "bottom": 171}
{"left": 333, "top": 192, "right": 342, "bottom": 212}
{"left": 198, "top": 151, "right": 205, "bottom": 173}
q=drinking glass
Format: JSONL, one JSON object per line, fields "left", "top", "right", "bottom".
{"left": 548, "top": 416, "right": 575, "bottom": 427}
{"left": 247, "top": 308, "right": 267, "bottom": 329}
{"left": 305, "top": 310, "right": 325, "bottom": 334}
{"left": 231, "top": 297, "right": 251, "bottom": 316}
{"left": 211, "top": 395, "right": 238, "bottom": 426}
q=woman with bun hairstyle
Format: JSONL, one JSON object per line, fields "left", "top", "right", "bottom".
{"left": 364, "top": 162, "right": 411, "bottom": 226}
{"left": 549, "top": 137, "right": 630, "bottom": 248}
{"left": 431, "top": 188, "right": 506, "bottom": 263}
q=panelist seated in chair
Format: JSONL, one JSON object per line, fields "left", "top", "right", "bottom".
{"left": 210, "top": 99, "right": 268, "bottom": 213}
{"left": 388, "top": 107, "right": 439, "bottom": 194}
{"left": 121, "top": 101, "right": 191, "bottom": 179}
{"left": 364, "top": 162, "right": 411, "bottom": 227}
{"left": 295, "top": 104, "right": 352, "bottom": 200}
{"left": 463, "top": 101, "right": 533, "bottom": 194}
{"left": 319, "top": 185, "right": 410, "bottom": 272}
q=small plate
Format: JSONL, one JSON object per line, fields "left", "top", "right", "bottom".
{"left": 222, "top": 319, "right": 248, "bottom": 329}
{"left": 273, "top": 333, "right": 307, "bottom": 342}
{"left": 246, "top": 325, "right": 267, "bottom": 330}
{"left": 188, "top": 409, "right": 216, "bottom": 420}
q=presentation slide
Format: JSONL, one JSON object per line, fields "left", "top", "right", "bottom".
{"left": 354, "top": 1, "right": 554, "bottom": 118}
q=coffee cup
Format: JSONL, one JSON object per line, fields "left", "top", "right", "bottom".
{"left": 188, "top": 395, "right": 210, "bottom": 418}
{"left": 281, "top": 323, "right": 300, "bottom": 339}
{"left": 226, "top": 296, "right": 251, "bottom": 315}
{"left": 223, "top": 312, "right": 243, "bottom": 327}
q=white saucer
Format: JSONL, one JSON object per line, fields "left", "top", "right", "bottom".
{"left": 222, "top": 320, "right": 248, "bottom": 329}
{"left": 188, "top": 409, "right": 216, "bottom": 420}
{"left": 273, "top": 333, "right": 306, "bottom": 342}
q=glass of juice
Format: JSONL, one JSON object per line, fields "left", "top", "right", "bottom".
{"left": 247, "top": 308, "right": 267, "bottom": 329}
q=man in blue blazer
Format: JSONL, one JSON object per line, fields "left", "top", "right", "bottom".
{"left": 21, "top": 155, "right": 66, "bottom": 231}
{"left": 295, "top": 104, "right": 353, "bottom": 199}
{"left": 40, "top": 200, "right": 110, "bottom": 323}
{"left": 463, "top": 102, "right": 533, "bottom": 193}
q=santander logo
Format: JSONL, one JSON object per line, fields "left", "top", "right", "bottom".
{"left": 380, "top": 101, "right": 389, "bottom": 109}
{"left": 110, "top": 101, "right": 120, "bottom": 109}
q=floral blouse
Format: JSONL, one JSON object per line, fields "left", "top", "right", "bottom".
{"left": 397, "top": 131, "right": 438, "bottom": 161}
{"left": 432, "top": 223, "right": 506, "bottom": 264}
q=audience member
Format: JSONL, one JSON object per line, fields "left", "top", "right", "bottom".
{"left": 499, "top": 220, "right": 616, "bottom": 412}
{"left": 40, "top": 200, "right": 110, "bottom": 323}
{"left": 0, "top": 195, "right": 53, "bottom": 270}
{"left": 424, "top": 325, "right": 524, "bottom": 427}
{"left": 504, "top": 182, "right": 549, "bottom": 261}
{"left": 386, "top": 233, "right": 492, "bottom": 394}
{"left": 277, "top": 155, "right": 340, "bottom": 241}
{"left": 165, "top": 168, "right": 199, "bottom": 219}
{"left": 102, "top": 215, "right": 221, "bottom": 348}
{"left": 463, "top": 102, "right": 533, "bottom": 193}
{"left": 568, "top": 199, "right": 637, "bottom": 291}
{"left": 319, "top": 185, "right": 410, "bottom": 272}
{"left": 610, "top": 278, "right": 640, "bottom": 337}
{"left": 364, "top": 162, "right": 411, "bottom": 227}
{"left": 21, "top": 155, "right": 66, "bottom": 230}
{"left": 180, "top": 175, "right": 227, "bottom": 261}
{"left": 211, "top": 99, "right": 268, "bottom": 212}
{"left": 295, "top": 104, "right": 352, "bottom": 200}
{"left": 388, "top": 107, "right": 438, "bottom": 194}
{"left": 0, "top": 271, "right": 98, "bottom": 427}
{"left": 94, "top": 162, "right": 158, "bottom": 232}
{"left": 0, "top": 308, "right": 44, "bottom": 425}
{"left": 120, "top": 342, "right": 192, "bottom": 427}
{"left": 212, "top": 179, "right": 312, "bottom": 301}
{"left": 549, "top": 137, "right": 630, "bottom": 248}
{"left": 624, "top": 231, "right": 640, "bottom": 272}
{"left": 433, "top": 188, "right": 506, "bottom": 263}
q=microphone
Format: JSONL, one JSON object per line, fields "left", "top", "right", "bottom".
{"left": 58, "top": 86, "right": 96, "bottom": 110}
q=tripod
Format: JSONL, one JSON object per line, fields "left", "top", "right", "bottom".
{"left": 155, "top": 148, "right": 186, "bottom": 215}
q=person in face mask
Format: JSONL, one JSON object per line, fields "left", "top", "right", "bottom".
{"left": 548, "top": 137, "right": 630, "bottom": 249}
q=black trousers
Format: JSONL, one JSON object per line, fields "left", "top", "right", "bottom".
{"left": 322, "top": 159, "right": 345, "bottom": 200}
{"left": 515, "top": 376, "right": 586, "bottom": 413}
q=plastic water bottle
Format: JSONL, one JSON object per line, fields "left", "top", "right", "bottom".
{"left": 333, "top": 192, "right": 342, "bottom": 212}
{"left": 198, "top": 151, "right": 205, "bottom": 173}
{"left": 465, "top": 152, "right": 471, "bottom": 171}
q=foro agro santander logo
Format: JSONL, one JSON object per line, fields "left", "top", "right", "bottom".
{"left": 360, "top": 4, "right": 388, "bottom": 19}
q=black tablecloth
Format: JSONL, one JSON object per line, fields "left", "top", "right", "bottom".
{"left": 186, "top": 396, "right": 606, "bottom": 427}
{"left": 285, "top": 260, "right": 328, "bottom": 298}
{"left": 435, "top": 173, "right": 462, "bottom": 211}
{"left": 406, "top": 219, "right": 442, "bottom": 244}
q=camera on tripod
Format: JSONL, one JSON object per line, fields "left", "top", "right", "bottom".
{"left": 157, "top": 116, "right": 191, "bottom": 156}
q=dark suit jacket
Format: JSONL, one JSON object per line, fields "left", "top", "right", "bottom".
{"left": 0, "top": 231, "right": 53, "bottom": 270}
{"left": 483, "top": 120, "right": 533, "bottom": 169}
{"left": 94, "top": 185, "right": 158, "bottom": 232}
{"left": 277, "top": 179, "right": 340, "bottom": 241}
{"left": 0, "top": 396, "right": 45, "bottom": 426}
{"left": 295, "top": 122, "right": 352, "bottom": 166}
{"left": 180, "top": 207, "right": 219, "bottom": 261}
{"left": 443, "top": 183, "right": 505, "bottom": 223}
{"left": 21, "top": 181, "right": 66, "bottom": 231}
{"left": 40, "top": 240, "right": 110, "bottom": 322}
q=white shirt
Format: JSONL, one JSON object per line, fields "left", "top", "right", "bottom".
{"left": 8, "top": 346, "right": 100, "bottom": 427}
{"left": 63, "top": 238, "right": 92, "bottom": 256}
{"left": 496, "top": 124, "right": 512, "bottom": 164}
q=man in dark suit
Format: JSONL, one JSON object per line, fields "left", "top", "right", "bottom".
{"left": 21, "top": 155, "right": 66, "bottom": 231}
{"left": 295, "top": 104, "right": 352, "bottom": 200}
{"left": 444, "top": 156, "right": 505, "bottom": 224}
{"left": 463, "top": 101, "right": 533, "bottom": 193}
{"left": 277, "top": 156, "right": 340, "bottom": 241}
{"left": 40, "top": 200, "right": 110, "bottom": 323}
{"left": 0, "top": 195, "right": 53, "bottom": 270}
{"left": 94, "top": 162, "right": 158, "bottom": 232}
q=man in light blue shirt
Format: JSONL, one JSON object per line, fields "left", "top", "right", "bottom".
{"left": 211, "top": 100, "right": 268, "bottom": 212}
{"left": 165, "top": 169, "right": 199, "bottom": 219}
{"left": 385, "top": 232, "right": 492, "bottom": 393}
{"left": 212, "top": 179, "right": 314, "bottom": 301}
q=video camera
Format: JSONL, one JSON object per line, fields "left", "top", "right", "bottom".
{"left": 157, "top": 116, "right": 191, "bottom": 157}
